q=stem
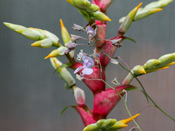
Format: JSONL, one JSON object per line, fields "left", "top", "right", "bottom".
{"left": 101, "top": 79, "right": 142, "bottom": 131}
{"left": 119, "top": 63, "right": 149, "bottom": 102}
{"left": 82, "top": 78, "right": 142, "bottom": 130}
{"left": 119, "top": 59, "right": 175, "bottom": 122}
{"left": 135, "top": 77, "right": 175, "bottom": 122}
{"left": 66, "top": 53, "right": 75, "bottom": 65}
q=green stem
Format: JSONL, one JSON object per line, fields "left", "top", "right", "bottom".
{"left": 135, "top": 77, "right": 175, "bottom": 122}
{"left": 83, "top": 77, "right": 142, "bottom": 130}
{"left": 101, "top": 79, "right": 142, "bottom": 131}
{"left": 119, "top": 63, "right": 149, "bottom": 102}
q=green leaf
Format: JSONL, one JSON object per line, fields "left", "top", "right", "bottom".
{"left": 59, "top": 105, "right": 72, "bottom": 117}
{"left": 53, "top": 63, "right": 72, "bottom": 73}
{"left": 122, "top": 36, "right": 136, "bottom": 43}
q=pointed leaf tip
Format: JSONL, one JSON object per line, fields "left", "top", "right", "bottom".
{"left": 121, "top": 113, "right": 140, "bottom": 124}
{"left": 136, "top": 3, "right": 143, "bottom": 10}
{"left": 3, "top": 22, "right": 9, "bottom": 26}
{"left": 155, "top": 8, "right": 163, "bottom": 12}
{"left": 107, "top": 18, "right": 111, "bottom": 21}
{"left": 60, "top": 19, "right": 64, "bottom": 28}
{"left": 44, "top": 55, "right": 50, "bottom": 59}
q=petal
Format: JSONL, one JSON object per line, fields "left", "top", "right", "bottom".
{"left": 82, "top": 68, "right": 93, "bottom": 75}
{"left": 74, "top": 66, "right": 83, "bottom": 74}
{"left": 83, "top": 56, "right": 94, "bottom": 67}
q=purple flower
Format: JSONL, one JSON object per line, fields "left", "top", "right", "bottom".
{"left": 74, "top": 56, "right": 94, "bottom": 76}
{"left": 86, "top": 26, "right": 97, "bottom": 43}
{"left": 72, "top": 24, "right": 85, "bottom": 31}
{"left": 86, "top": 26, "right": 96, "bottom": 37}
{"left": 71, "top": 34, "right": 87, "bottom": 42}
{"left": 65, "top": 41, "right": 76, "bottom": 49}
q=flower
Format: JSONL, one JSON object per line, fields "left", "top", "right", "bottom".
{"left": 74, "top": 56, "right": 94, "bottom": 76}
{"left": 73, "top": 87, "right": 85, "bottom": 106}
{"left": 86, "top": 26, "right": 96, "bottom": 37}
{"left": 71, "top": 34, "right": 87, "bottom": 42}
{"left": 72, "top": 24, "right": 85, "bottom": 31}
{"left": 86, "top": 25, "right": 97, "bottom": 43}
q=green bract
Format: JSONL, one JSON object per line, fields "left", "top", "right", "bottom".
{"left": 4, "top": 22, "right": 61, "bottom": 48}
{"left": 119, "top": 0, "right": 173, "bottom": 23}
{"left": 66, "top": 0, "right": 111, "bottom": 22}
{"left": 50, "top": 58, "right": 76, "bottom": 89}
{"left": 83, "top": 114, "right": 140, "bottom": 131}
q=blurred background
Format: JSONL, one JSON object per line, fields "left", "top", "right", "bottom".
{"left": 0, "top": 0, "right": 175, "bottom": 131}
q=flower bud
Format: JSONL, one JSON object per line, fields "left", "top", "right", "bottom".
{"left": 91, "top": 11, "right": 111, "bottom": 21}
{"left": 158, "top": 53, "right": 175, "bottom": 67}
{"left": 42, "top": 30, "right": 60, "bottom": 46}
{"left": 4, "top": 22, "right": 61, "bottom": 48}
{"left": 73, "top": 0, "right": 91, "bottom": 10}
{"left": 4, "top": 22, "right": 45, "bottom": 40}
{"left": 73, "top": 87, "right": 85, "bottom": 106}
{"left": 31, "top": 38, "right": 52, "bottom": 48}
{"left": 144, "top": 0, "right": 173, "bottom": 9}
{"left": 87, "top": 4, "right": 99, "bottom": 12}
{"left": 118, "top": 3, "right": 142, "bottom": 35}
{"left": 143, "top": 59, "right": 160, "bottom": 70}
{"left": 108, "top": 114, "right": 140, "bottom": 130}
{"left": 119, "top": 0, "right": 172, "bottom": 23}
{"left": 50, "top": 58, "right": 76, "bottom": 89}
{"left": 60, "top": 19, "right": 71, "bottom": 44}
{"left": 45, "top": 46, "right": 67, "bottom": 59}
{"left": 83, "top": 124, "right": 100, "bottom": 131}
{"left": 134, "top": 8, "right": 162, "bottom": 21}
{"left": 132, "top": 65, "right": 146, "bottom": 76}
{"left": 96, "top": 119, "right": 116, "bottom": 129}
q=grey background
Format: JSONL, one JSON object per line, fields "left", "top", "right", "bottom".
{"left": 0, "top": 0, "right": 175, "bottom": 131}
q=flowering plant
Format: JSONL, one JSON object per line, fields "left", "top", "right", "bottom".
{"left": 3, "top": 0, "right": 175, "bottom": 130}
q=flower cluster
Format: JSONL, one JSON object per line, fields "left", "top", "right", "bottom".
{"left": 3, "top": 0, "right": 175, "bottom": 131}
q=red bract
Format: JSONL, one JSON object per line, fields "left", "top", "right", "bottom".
{"left": 93, "top": 85, "right": 132, "bottom": 117}
{"left": 92, "top": 0, "right": 114, "bottom": 12}
{"left": 73, "top": 105, "right": 97, "bottom": 126}
{"left": 83, "top": 67, "right": 106, "bottom": 94}
{"left": 71, "top": 63, "right": 106, "bottom": 94}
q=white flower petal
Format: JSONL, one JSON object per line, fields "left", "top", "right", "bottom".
{"left": 74, "top": 66, "right": 83, "bottom": 74}
{"left": 82, "top": 68, "right": 93, "bottom": 75}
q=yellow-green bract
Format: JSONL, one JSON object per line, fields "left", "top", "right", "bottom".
{"left": 119, "top": 0, "right": 173, "bottom": 23}
{"left": 50, "top": 57, "right": 76, "bottom": 89}
{"left": 3, "top": 22, "right": 61, "bottom": 48}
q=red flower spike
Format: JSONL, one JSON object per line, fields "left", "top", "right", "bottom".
{"left": 73, "top": 105, "right": 97, "bottom": 126}
{"left": 71, "top": 63, "right": 106, "bottom": 94}
{"left": 98, "top": 36, "right": 120, "bottom": 68}
{"left": 93, "top": 85, "right": 132, "bottom": 117}
{"left": 92, "top": 0, "right": 114, "bottom": 12}
{"left": 94, "top": 21, "right": 106, "bottom": 48}
{"left": 83, "top": 67, "right": 106, "bottom": 94}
